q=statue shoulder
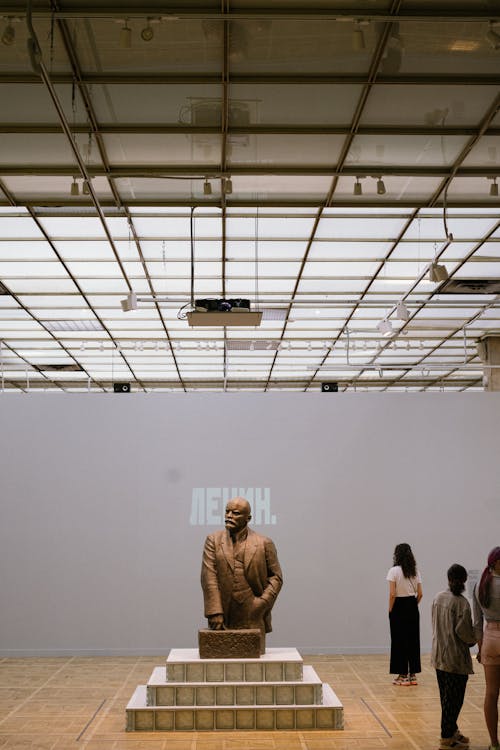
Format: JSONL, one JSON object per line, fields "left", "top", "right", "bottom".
{"left": 205, "top": 529, "right": 226, "bottom": 544}
{"left": 248, "top": 528, "right": 274, "bottom": 545}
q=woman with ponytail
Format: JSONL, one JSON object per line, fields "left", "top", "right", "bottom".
{"left": 431, "top": 564, "right": 476, "bottom": 749}
{"left": 473, "top": 547, "right": 500, "bottom": 750}
{"left": 387, "top": 542, "right": 423, "bottom": 685}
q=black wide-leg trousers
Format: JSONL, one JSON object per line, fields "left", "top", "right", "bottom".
{"left": 436, "top": 669, "right": 468, "bottom": 739}
{"left": 389, "top": 596, "right": 421, "bottom": 674}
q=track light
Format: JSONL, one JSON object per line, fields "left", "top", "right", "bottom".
{"left": 70, "top": 178, "right": 80, "bottom": 196}
{"left": 490, "top": 177, "right": 498, "bottom": 197}
{"left": 140, "top": 20, "right": 154, "bottom": 42}
{"left": 377, "top": 318, "right": 393, "bottom": 337}
{"left": 120, "top": 292, "right": 138, "bottom": 312}
{"left": 376, "top": 177, "right": 386, "bottom": 195}
{"left": 352, "top": 21, "right": 366, "bottom": 51}
{"left": 486, "top": 22, "right": 500, "bottom": 50}
{"left": 203, "top": 179, "right": 212, "bottom": 196}
{"left": 82, "top": 180, "right": 90, "bottom": 195}
{"left": 1, "top": 21, "right": 15, "bottom": 46}
{"left": 354, "top": 177, "right": 363, "bottom": 196}
{"left": 120, "top": 20, "right": 132, "bottom": 48}
{"left": 428, "top": 261, "right": 449, "bottom": 283}
{"left": 396, "top": 300, "right": 410, "bottom": 322}
{"left": 224, "top": 177, "right": 233, "bottom": 194}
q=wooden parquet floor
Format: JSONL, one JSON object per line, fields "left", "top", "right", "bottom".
{"left": 0, "top": 654, "right": 491, "bottom": 750}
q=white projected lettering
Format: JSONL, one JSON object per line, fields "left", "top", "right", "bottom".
{"left": 189, "top": 488, "right": 277, "bottom": 527}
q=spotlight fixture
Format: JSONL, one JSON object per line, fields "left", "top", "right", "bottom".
{"left": 376, "top": 177, "right": 386, "bottom": 195}
{"left": 490, "top": 177, "right": 499, "bottom": 197}
{"left": 70, "top": 178, "right": 79, "bottom": 196}
{"left": 486, "top": 22, "right": 500, "bottom": 50}
{"left": 120, "top": 291, "right": 138, "bottom": 312}
{"left": 82, "top": 180, "right": 90, "bottom": 195}
{"left": 395, "top": 300, "right": 410, "bottom": 322}
{"left": 381, "top": 22, "right": 403, "bottom": 73}
{"left": 224, "top": 177, "right": 233, "bottom": 194}
{"left": 203, "top": 179, "right": 212, "bottom": 196}
{"left": 120, "top": 20, "right": 132, "bottom": 48}
{"left": 377, "top": 318, "right": 393, "bottom": 337}
{"left": 352, "top": 21, "right": 366, "bottom": 51}
{"left": 140, "top": 20, "right": 154, "bottom": 41}
{"left": 354, "top": 177, "right": 363, "bottom": 196}
{"left": 428, "top": 261, "right": 449, "bottom": 283}
{"left": 1, "top": 21, "right": 15, "bottom": 46}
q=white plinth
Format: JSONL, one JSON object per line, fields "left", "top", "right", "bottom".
{"left": 126, "top": 647, "right": 344, "bottom": 732}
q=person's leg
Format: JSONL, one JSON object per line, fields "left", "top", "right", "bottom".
{"left": 389, "top": 600, "right": 409, "bottom": 679}
{"left": 483, "top": 664, "right": 500, "bottom": 747}
{"left": 436, "top": 669, "right": 451, "bottom": 739}
{"left": 408, "top": 598, "right": 421, "bottom": 676}
{"left": 448, "top": 673, "right": 468, "bottom": 739}
{"left": 436, "top": 670, "right": 468, "bottom": 742}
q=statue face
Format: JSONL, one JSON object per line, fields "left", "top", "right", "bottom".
{"left": 225, "top": 498, "right": 251, "bottom": 534}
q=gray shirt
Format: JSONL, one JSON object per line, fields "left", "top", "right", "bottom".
{"left": 431, "top": 590, "right": 476, "bottom": 675}
{"left": 473, "top": 574, "right": 500, "bottom": 641}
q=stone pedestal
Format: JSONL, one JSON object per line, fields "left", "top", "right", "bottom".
{"left": 126, "top": 648, "right": 343, "bottom": 732}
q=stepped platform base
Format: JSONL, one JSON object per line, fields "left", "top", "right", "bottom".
{"left": 125, "top": 647, "right": 344, "bottom": 732}
{"left": 126, "top": 683, "right": 343, "bottom": 731}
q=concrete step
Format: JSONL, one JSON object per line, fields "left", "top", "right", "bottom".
{"left": 126, "top": 682, "right": 344, "bottom": 732}
{"left": 147, "top": 664, "right": 323, "bottom": 706}
{"left": 166, "top": 647, "right": 303, "bottom": 683}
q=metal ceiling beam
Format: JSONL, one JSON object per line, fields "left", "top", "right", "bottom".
{"left": 3, "top": 198, "right": 499, "bottom": 209}
{"left": 3, "top": 4, "right": 500, "bottom": 22}
{"left": 2, "top": 74, "right": 500, "bottom": 86}
{"left": 2, "top": 165, "right": 498, "bottom": 177}
{"left": 2, "top": 124, "right": 500, "bottom": 137}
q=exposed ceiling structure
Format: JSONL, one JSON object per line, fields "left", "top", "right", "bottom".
{"left": 0, "top": 0, "right": 499, "bottom": 392}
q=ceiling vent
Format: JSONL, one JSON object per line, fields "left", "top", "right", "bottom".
{"left": 261, "top": 308, "right": 287, "bottom": 321}
{"left": 43, "top": 320, "right": 104, "bottom": 332}
{"left": 37, "top": 363, "right": 84, "bottom": 371}
{"left": 439, "top": 279, "right": 500, "bottom": 294}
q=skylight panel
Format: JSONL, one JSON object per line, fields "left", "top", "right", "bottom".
{"left": 37, "top": 217, "right": 109, "bottom": 238}
{"left": 316, "top": 216, "right": 409, "bottom": 240}
{"left": 7, "top": 279, "right": 79, "bottom": 294}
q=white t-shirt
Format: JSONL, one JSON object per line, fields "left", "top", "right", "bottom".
{"left": 386, "top": 565, "right": 422, "bottom": 597}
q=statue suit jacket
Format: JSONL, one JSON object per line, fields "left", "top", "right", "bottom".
{"left": 201, "top": 527, "right": 283, "bottom": 633}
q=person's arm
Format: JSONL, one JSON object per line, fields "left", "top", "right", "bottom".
{"left": 388, "top": 580, "right": 396, "bottom": 613}
{"left": 416, "top": 582, "right": 423, "bottom": 604}
{"left": 455, "top": 601, "right": 477, "bottom": 647}
{"left": 472, "top": 583, "right": 483, "bottom": 661}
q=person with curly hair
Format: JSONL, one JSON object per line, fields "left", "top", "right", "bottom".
{"left": 432, "top": 564, "right": 476, "bottom": 749}
{"left": 473, "top": 547, "right": 500, "bottom": 750}
{"left": 387, "top": 542, "right": 423, "bottom": 685}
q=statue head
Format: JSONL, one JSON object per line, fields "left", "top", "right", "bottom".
{"left": 225, "top": 496, "right": 251, "bottom": 535}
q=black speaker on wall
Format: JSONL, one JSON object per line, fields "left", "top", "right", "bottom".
{"left": 113, "top": 382, "right": 131, "bottom": 393}
{"left": 321, "top": 382, "right": 338, "bottom": 392}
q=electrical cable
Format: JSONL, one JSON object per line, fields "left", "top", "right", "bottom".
{"left": 177, "top": 206, "right": 196, "bottom": 320}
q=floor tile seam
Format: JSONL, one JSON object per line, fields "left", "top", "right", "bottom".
{"left": 342, "top": 659, "right": 422, "bottom": 749}
{"left": 0, "top": 656, "right": 76, "bottom": 728}
{"left": 79, "top": 656, "right": 144, "bottom": 747}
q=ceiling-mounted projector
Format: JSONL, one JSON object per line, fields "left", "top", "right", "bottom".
{"left": 188, "top": 298, "right": 262, "bottom": 327}
{"left": 195, "top": 298, "right": 250, "bottom": 312}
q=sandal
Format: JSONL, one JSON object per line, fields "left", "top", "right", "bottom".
{"left": 392, "top": 674, "right": 410, "bottom": 685}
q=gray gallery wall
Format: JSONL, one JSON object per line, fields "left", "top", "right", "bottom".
{"left": 1, "top": 393, "right": 499, "bottom": 657}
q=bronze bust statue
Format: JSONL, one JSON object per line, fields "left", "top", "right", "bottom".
{"left": 201, "top": 497, "right": 283, "bottom": 653}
